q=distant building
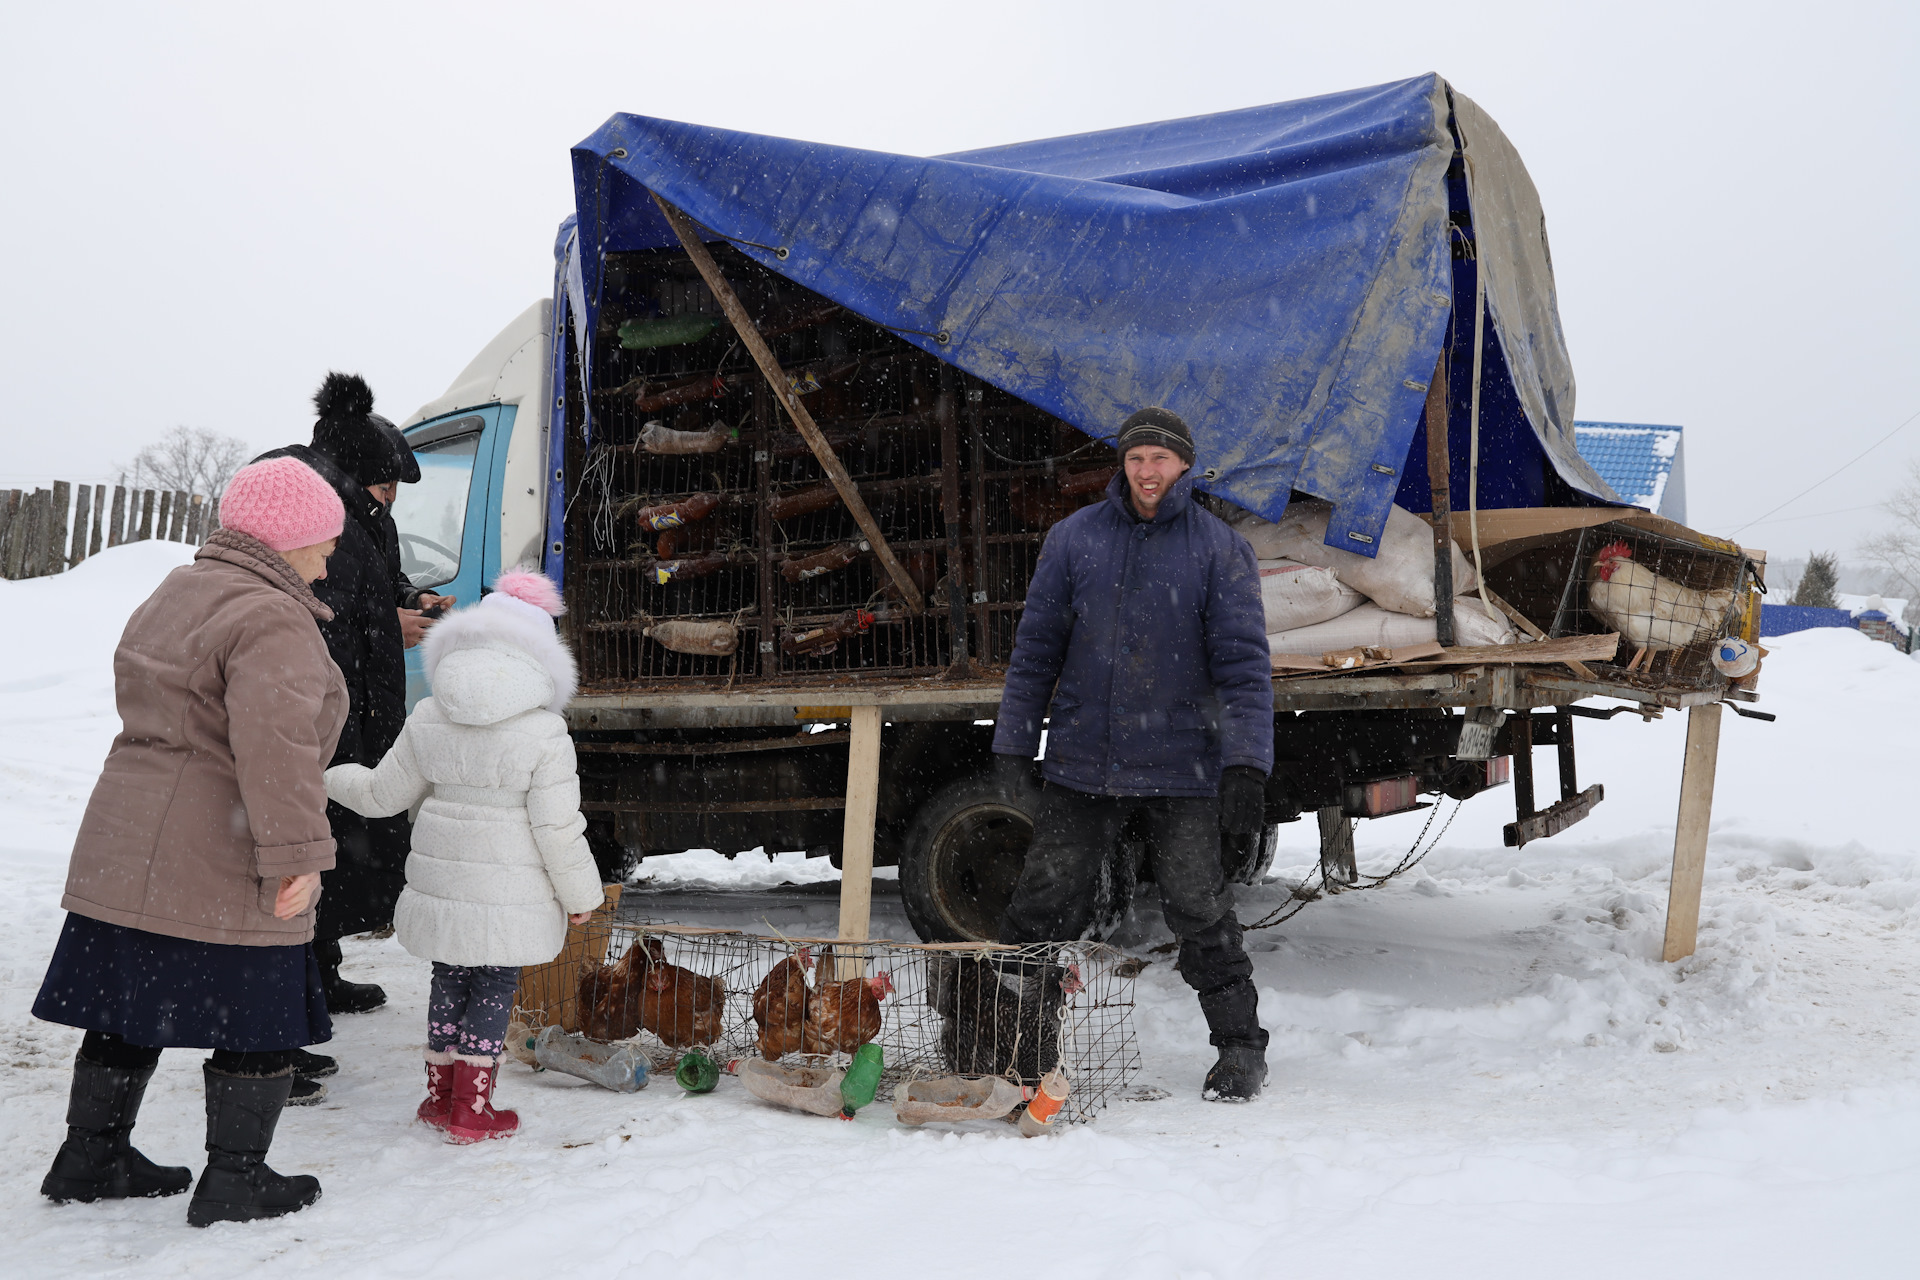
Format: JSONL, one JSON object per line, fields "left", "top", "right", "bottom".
{"left": 1573, "top": 422, "right": 1686, "bottom": 523}
{"left": 1758, "top": 592, "right": 1912, "bottom": 652}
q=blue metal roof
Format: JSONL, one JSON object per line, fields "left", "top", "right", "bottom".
{"left": 1572, "top": 422, "right": 1685, "bottom": 522}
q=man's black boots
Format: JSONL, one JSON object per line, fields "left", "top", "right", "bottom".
{"left": 316, "top": 936, "right": 386, "bottom": 1014}
{"left": 40, "top": 1055, "right": 193, "bottom": 1203}
{"left": 1198, "top": 979, "right": 1269, "bottom": 1103}
{"left": 187, "top": 1065, "right": 322, "bottom": 1227}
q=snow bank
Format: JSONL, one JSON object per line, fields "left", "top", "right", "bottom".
{"left": 3, "top": 540, "right": 1919, "bottom": 1276}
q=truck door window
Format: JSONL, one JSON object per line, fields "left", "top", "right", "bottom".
{"left": 394, "top": 430, "right": 481, "bottom": 588}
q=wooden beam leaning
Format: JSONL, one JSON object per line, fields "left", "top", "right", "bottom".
{"left": 651, "top": 193, "right": 926, "bottom": 614}
{"left": 835, "top": 704, "right": 884, "bottom": 980}
{"left": 1423, "top": 352, "right": 1456, "bottom": 646}
{"left": 1661, "top": 702, "right": 1724, "bottom": 962}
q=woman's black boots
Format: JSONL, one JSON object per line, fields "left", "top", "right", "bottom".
{"left": 40, "top": 1054, "right": 193, "bottom": 1203}
{"left": 186, "top": 1064, "right": 322, "bottom": 1227}
{"left": 315, "top": 936, "right": 387, "bottom": 1014}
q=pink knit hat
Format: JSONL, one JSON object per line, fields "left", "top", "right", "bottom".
{"left": 487, "top": 568, "right": 565, "bottom": 618}
{"left": 219, "top": 457, "right": 345, "bottom": 551}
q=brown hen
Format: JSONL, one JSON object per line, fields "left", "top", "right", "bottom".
{"left": 636, "top": 938, "right": 727, "bottom": 1049}
{"left": 576, "top": 938, "right": 649, "bottom": 1042}
{"left": 803, "top": 951, "right": 894, "bottom": 1056}
{"left": 750, "top": 947, "right": 815, "bottom": 1060}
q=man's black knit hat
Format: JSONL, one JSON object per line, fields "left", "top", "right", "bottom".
{"left": 1115, "top": 407, "right": 1195, "bottom": 466}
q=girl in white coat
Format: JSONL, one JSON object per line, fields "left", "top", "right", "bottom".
{"left": 324, "top": 569, "right": 604, "bottom": 1144}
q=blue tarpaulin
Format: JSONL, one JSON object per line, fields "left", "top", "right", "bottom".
{"left": 565, "top": 73, "right": 1615, "bottom": 557}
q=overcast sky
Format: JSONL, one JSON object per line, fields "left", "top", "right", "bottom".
{"left": 3, "top": 1, "right": 1913, "bottom": 561}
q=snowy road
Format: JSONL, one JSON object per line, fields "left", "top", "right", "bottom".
{"left": 3, "top": 544, "right": 1917, "bottom": 1277}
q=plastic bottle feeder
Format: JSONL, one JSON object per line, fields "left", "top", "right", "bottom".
{"left": 892, "top": 1075, "right": 1032, "bottom": 1126}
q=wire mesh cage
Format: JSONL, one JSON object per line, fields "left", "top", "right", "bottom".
{"left": 512, "top": 920, "right": 1143, "bottom": 1126}
{"left": 1482, "top": 519, "right": 1757, "bottom": 690}
{"left": 562, "top": 244, "right": 1110, "bottom": 691}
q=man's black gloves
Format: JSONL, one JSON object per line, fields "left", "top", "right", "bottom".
{"left": 992, "top": 753, "right": 1040, "bottom": 792}
{"left": 1218, "top": 766, "right": 1268, "bottom": 836}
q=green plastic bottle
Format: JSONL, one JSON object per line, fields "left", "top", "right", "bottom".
{"left": 675, "top": 1049, "right": 720, "bottom": 1094}
{"left": 838, "top": 1043, "right": 884, "bottom": 1118}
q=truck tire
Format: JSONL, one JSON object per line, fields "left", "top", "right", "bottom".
{"left": 898, "top": 772, "right": 1134, "bottom": 944}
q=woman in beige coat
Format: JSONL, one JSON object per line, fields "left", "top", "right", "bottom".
{"left": 33, "top": 456, "right": 350, "bottom": 1228}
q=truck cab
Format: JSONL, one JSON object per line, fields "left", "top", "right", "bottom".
{"left": 398, "top": 301, "right": 553, "bottom": 707}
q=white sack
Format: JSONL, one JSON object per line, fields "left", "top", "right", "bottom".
{"left": 1227, "top": 499, "right": 1475, "bottom": 618}
{"left": 1267, "top": 601, "right": 1515, "bottom": 657}
{"left": 1257, "top": 559, "right": 1365, "bottom": 632}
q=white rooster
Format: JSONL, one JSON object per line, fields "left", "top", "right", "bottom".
{"left": 1587, "top": 540, "right": 1738, "bottom": 672}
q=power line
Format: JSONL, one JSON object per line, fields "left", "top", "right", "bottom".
{"left": 1734, "top": 501, "right": 1888, "bottom": 530}
{"left": 1726, "top": 405, "right": 1920, "bottom": 537}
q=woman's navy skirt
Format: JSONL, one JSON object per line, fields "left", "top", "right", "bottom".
{"left": 33, "top": 912, "right": 332, "bottom": 1051}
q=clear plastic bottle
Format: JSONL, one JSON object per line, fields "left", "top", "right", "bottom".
{"left": 532, "top": 1026, "right": 650, "bottom": 1093}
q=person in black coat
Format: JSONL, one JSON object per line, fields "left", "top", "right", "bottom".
{"left": 992, "top": 407, "right": 1275, "bottom": 1103}
{"left": 258, "top": 375, "right": 446, "bottom": 1032}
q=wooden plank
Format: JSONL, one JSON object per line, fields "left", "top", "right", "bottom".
{"left": 835, "top": 704, "right": 883, "bottom": 979}
{"left": 68, "top": 483, "right": 91, "bottom": 568}
{"left": 1424, "top": 353, "right": 1456, "bottom": 646}
{"left": 47, "top": 482, "right": 70, "bottom": 575}
{"left": 1271, "top": 632, "right": 1619, "bottom": 677}
{"left": 650, "top": 193, "right": 925, "bottom": 614}
{"left": 107, "top": 485, "right": 126, "bottom": 548}
{"left": 1399, "top": 633, "right": 1620, "bottom": 667}
{"left": 136, "top": 490, "right": 155, "bottom": 541}
{"left": 1318, "top": 807, "right": 1357, "bottom": 889}
{"left": 88, "top": 485, "right": 104, "bottom": 556}
{"left": 574, "top": 730, "right": 851, "bottom": 756}
{"left": 1662, "top": 703, "right": 1723, "bottom": 962}
{"left": 1469, "top": 582, "right": 1595, "bottom": 680}
{"left": 1271, "top": 641, "right": 1443, "bottom": 673}
{"left": 579, "top": 797, "right": 847, "bottom": 814}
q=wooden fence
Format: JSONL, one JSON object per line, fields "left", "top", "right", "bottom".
{"left": 0, "top": 483, "right": 218, "bottom": 580}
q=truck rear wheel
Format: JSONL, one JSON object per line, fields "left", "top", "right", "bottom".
{"left": 898, "top": 772, "right": 1133, "bottom": 944}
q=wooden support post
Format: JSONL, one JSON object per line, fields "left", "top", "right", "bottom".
{"left": 1317, "top": 806, "right": 1358, "bottom": 890}
{"left": 3, "top": 490, "right": 30, "bottom": 579}
{"left": 137, "top": 490, "right": 155, "bottom": 540}
{"left": 651, "top": 193, "right": 926, "bottom": 614}
{"left": 168, "top": 490, "right": 189, "bottom": 541}
{"left": 68, "top": 483, "right": 91, "bottom": 567}
{"left": 186, "top": 493, "right": 205, "bottom": 544}
{"left": 88, "top": 485, "right": 104, "bottom": 556}
{"left": 835, "top": 705, "right": 884, "bottom": 980}
{"left": 1423, "top": 353, "right": 1456, "bottom": 647}
{"left": 47, "top": 481, "right": 70, "bottom": 574}
{"left": 1661, "top": 702, "right": 1724, "bottom": 963}
{"left": 107, "top": 485, "right": 126, "bottom": 547}
{"left": 0, "top": 490, "right": 17, "bottom": 576}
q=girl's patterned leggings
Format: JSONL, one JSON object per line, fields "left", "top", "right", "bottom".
{"left": 426, "top": 962, "right": 522, "bottom": 1058}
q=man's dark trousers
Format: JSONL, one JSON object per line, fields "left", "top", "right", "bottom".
{"left": 999, "top": 783, "right": 1267, "bottom": 1049}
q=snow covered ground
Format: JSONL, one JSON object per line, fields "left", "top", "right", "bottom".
{"left": 4, "top": 545, "right": 1918, "bottom": 1277}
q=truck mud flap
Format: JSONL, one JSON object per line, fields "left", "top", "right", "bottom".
{"left": 1503, "top": 783, "right": 1603, "bottom": 848}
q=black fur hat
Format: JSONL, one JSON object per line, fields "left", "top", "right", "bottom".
{"left": 311, "top": 372, "right": 410, "bottom": 486}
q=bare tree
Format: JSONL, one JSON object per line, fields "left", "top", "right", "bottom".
{"left": 118, "top": 426, "right": 251, "bottom": 498}
{"left": 1859, "top": 461, "right": 1920, "bottom": 625}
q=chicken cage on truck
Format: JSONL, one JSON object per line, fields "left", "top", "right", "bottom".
{"left": 394, "top": 73, "right": 1768, "bottom": 962}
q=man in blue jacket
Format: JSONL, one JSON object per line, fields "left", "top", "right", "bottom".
{"left": 993, "top": 407, "right": 1275, "bottom": 1101}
